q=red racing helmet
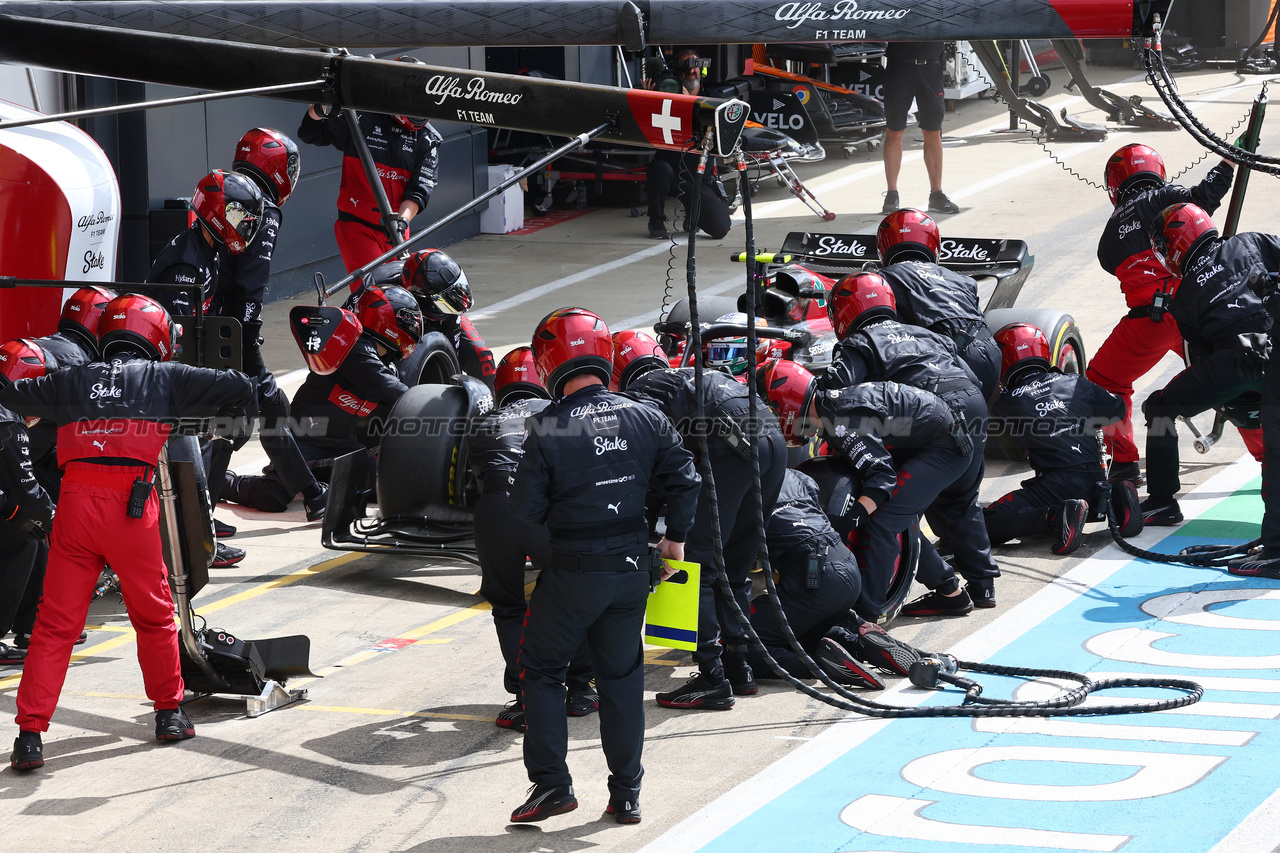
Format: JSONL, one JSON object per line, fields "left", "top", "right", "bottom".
{"left": 877, "top": 208, "right": 941, "bottom": 265}
{"left": 57, "top": 284, "right": 118, "bottom": 356}
{"left": 759, "top": 358, "right": 818, "bottom": 446}
{"left": 0, "top": 338, "right": 52, "bottom": 384}
{"left": 98, "top": 294, "right": 179, "bottom": 362}
{"left": 401, "top": 249, "right": 474, "bottom": 319}
{"left": 610, "top": 330, "right": 668, "bottom": 391}
{"left": 233, "top": 127, "right": 301, "bottom": 205}
{"left": 495, "top": 346, "right": 549, "bottom": 406}
{"left": 994, "top": 323, "right": 1052, "bottom": 387}
{"left": 532, "top": 307, "right": 613, "bottom": 398}
{"left": 354, "top": 285, "right": 423, "bottom": 361}
{"left": 191, "top": 169, "right": 264, "bottom": 255}
{"left": 1104, "top": 143, "right": 1167, "bottom": 206}
{"left": 1150, "top": 202, "right": 1219, "bottom": 279}
{"left": 828, "top": 272, "right": 897, "bottom": 338}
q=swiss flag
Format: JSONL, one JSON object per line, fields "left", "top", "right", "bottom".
{"left": 626, "top": 90, "right": 696, "bottom": 151}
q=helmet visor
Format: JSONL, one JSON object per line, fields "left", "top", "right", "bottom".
{"left": 706, "top": 340, "right": 746, "bottom": 371}
{"left": 395, "top": 305, "right": 424, "bottom": 341}
{"left": 427, "top": 279, "right": 473, "bottom": 315}
{"left": 225, "top": 200, "right": 260, "bottom": 243}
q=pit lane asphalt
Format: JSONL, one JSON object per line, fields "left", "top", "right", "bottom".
{"left": 1, "top": 65, "right": 1275, "bottom": 853}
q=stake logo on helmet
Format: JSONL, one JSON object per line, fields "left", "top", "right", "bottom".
{"left": 994, "top": 323, "right": 1052, "bottom": 387}
{"left": 1149, "top": 202, "right": 1219, "bottom": 279}
{"left": 828, "top": 272, "right": 896, "bottom": 338}
{"left": 97, "top": 294, "right": 179, "bottom": 362}
{"left": 1104, "top": 143, "right": 1167, "bottom": 206}
{"left": 877, "top": 209, "right": 941, "bottom": 265}
{"left": 609, "top": 330, "right": 668, "bottom": 391}
{"left": 58, "top": 285, "right": 119, "bottom": 357}
{"left": 191, "top": 169, "right": 264, "bottom": 255}
{"left": 495, "top": 346, "right": 549, "bottom": 407}
{"left": 401, "top": 249, "right": 474, "bottom": 319}
{"left": 758, "top": 358, "right": 818, "bottom": 446}
{"left": 233, "top": 127, "right": 301, "bottom": 205}
{"left": 354, "top": 284, "right": 423, "bottom": 361}
{"left": 532, "top": 307, "right": 612, "bottom": 398}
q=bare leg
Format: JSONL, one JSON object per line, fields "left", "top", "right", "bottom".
{"left": 883, "top": 129, "right": 905, "bottom": 192}
{"left": 923, "top": 129, "right": 944, "bottom": 192}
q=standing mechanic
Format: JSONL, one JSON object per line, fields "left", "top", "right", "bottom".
{"left": 875, "top": 209, "right": 1002, "bottom": 400}
{"left": 822, "top": 271, "right": 999, "bottom": 613}
{"left": 1090, "top": 144, "right": 1239, "bottom": 484}
{"left": 508, "top": 307, "right": 700, "bottom": 824}
{"left": 6, "top": 294, "right": 255, "bottom": 771}
{"left": 400, "top": 249, "right": 497, "bottom": 389}
{"left": 879, "top": 42, "right": 960, "bottom": 216}
{"left": 298, "top": 59, "right": 442, "bottom": 272}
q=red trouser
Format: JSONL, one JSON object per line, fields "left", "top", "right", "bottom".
{"left": 15, "top": 464, "right": 183, "bottom": 732}
{"left": 1086, "top": 314, "right": 1185, "bottom": 464}
{"left": 335, "top": 218, "right": 402, "bottom": 276}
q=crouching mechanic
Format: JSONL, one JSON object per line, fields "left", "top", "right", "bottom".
{"left": 468, "top": 347, "right": 597, "bottom": 731}
{"left": 761, "top": 359, "right": 974, "bottom": 623}
{"left": 508, "top": 308, "right": 700, "bottom": 824}
{"left": 4, "top": 294, "right": 255, "bottom": 771}
{"left": 400, "top": 249, "right": 497, "bottom": 389}
{"left": 986, "top": 324, "right": 1140, "bottom": 556}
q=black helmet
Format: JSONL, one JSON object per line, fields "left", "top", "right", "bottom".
{"left": 401, "top": 249, "right": 474, "bottom": 319}
{"left": 392, "top": 55, "right": 429, "bottom": 131}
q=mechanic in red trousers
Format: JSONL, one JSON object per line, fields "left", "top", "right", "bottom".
{"left": 5, "top": 294, "right": 255, "bottom": 771}
{"left": 1088, "top": 143, "right": 1247, "bottom": 484}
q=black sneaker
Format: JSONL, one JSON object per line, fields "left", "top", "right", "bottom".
{"left": 927, "top": 190, "right": 961, "bottom": 214}
{"left": 213, "top": 517, "right": 237, "bottom": 538}
{"left": 10, "top": 731, "right": 43, "bottom": 771}
{"left": 304, "top": 482, "right": 329, "bottom": 522}
{"left": 565, "top": 685, "right": 599, "bottom": 717}
{"left": 1141, "top": 496, "right": 1183, "bottom": 527}
{"left": 725, "top": 662, "right": 759, "bottom": 696}
{"left": 1051, "top": 499, "right": 1089, "bottom": 555}
{"left": 1108, "top": 460, "right": 1144, "bottom": 486}
{"left": 814, "top": 637, "right": 885, "bottom": 689}
{"left": 155, "top": 707, "right": 195, "bottom": 741}
{"left": 1229, "top": 547, "right": 1280, "bottom": 579}
{"left": 901, "top": 587, "right": 974, "bottom": 618}
{"left": 850, "top": 622, "right": 925, "bottom": 678}
{"left": 606, "top": 798, "right": 642, "bottom": 824}
{"left": 15, "top": 631, "right": 86, "bottom": 650}
{"left": 965, "top": 582, "right": 997, "bottom": 609}
{"left": 495, "top": 698, "right": 526, "bottom": 732}
{"left": 648, "top": 218, "right": 670, "bottom": 240}
{"left": 212, "top": 543, "right": 246, "bottom": 568}
{"left": 1111, "top": 480, "right": 1144, "bottom": 538}
{"left": 880, "top": 190, "right": 900, "bottom": 215}
{"left": 655, "top": 673, "right": 735, "bottom": 710}
{"left": 510, "top": 783, "right": 577, "bottom": 823}
{"left": 0, "top": 642, "right": 26, "bottom": 665}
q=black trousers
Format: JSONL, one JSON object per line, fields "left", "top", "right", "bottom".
{"left": 1262, "top": 340, "right": 1280, "bottom": 548}
{"left": 1145, "top": 347, "right": 1261, "bottom": 501}
{"left": 519, "top": 565, "right": 650, "bottom": 801}
{"left": 926, "top": 388, "right": 1000, "bottom": 588}
{"left": 646, "top": 158, "right": 732, "bottom": 240}
{"left": 747, "top": 545, "right": 862, "bottom": 679}
{"left": 684, "top": 432, "right": 787, "bottom": 680}
{"left": 222, "top": 437, "right": 339, "bottom": 512}
{"left": 985, "top": 469, "right": 1098, "bottom": 545}
{"left": 0, "top": 523, "right": 44, "bottom": 637}
{"left": 962, "top": 332, "right": 1002, "bottom": 404}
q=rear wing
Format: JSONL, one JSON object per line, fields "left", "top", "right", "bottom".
{"left": 777, "top": 231, "right": 1035, "bottom": 311}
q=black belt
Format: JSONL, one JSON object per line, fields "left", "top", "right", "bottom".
{"left": 1126, "top": 290, "right": 1172, "bottom": 322}
{"left": 549, "top": 552, "right": 649, "bottom": 572}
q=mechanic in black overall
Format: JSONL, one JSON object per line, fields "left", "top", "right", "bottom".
{"left": 468, "top": 346, "right": 599, "bottom": 731}
{"left": 509, "top": 307, "right": 699, "bottom": 825}
{"left": 760, "top": 359, "right": 972, "bottom": 624}
{"left": 0, "top": 340, "right": 57, "bottom": 666}
{"left": 625, "top": 363, "right": 787, "bottom": 709}
{"left": 222, "top": 285, "right": 418, "bottom": 509}
{"left": 220, "top": 128, "right": 329, "bottom": 523}
{"left": 985, "top": 324, "right": 1139, "bottom": 555}
{"left": 876, "top": 209, "right": 1002, "bottom": 401}
{"left": 821, "top": 271, "right": 999, "bottom": 615}
{"left": 399, "top": 249, "right": 497, "bottom": 390}
{"left": 1141, "top": 203, "right": 1279, "bottom": 533}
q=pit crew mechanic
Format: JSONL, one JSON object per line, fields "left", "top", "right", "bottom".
{"left": 508, "top": 308, "right": 700, "bottom": 825}
{"left": 400, "top": 249, "right": 497, "bottom": 390}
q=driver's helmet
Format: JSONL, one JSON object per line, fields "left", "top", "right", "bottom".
{"left": 703, "top": 312, "right": 770, "bottom": 376}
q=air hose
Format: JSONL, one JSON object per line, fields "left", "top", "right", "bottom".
{"left": 1107, "top": 502, "right": 1260, "bottom": 567}
{"left": 673, "top": 134, "right": 1202, "bottom": 717}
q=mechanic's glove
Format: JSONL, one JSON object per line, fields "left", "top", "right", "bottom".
{"left": 829, "top": 499, "right": 870, "bottom": 536}
{"left": 12, "top": 507, "right": 49, "bottom": 540}
{"left": 1235, "top": 332, "right": 1272, "bottom": 381}
{"left": 389, "top": 214, "right": 410, "bottom": 245}
{"left": 311, "top": 103, "right": 332, "bottom": 118}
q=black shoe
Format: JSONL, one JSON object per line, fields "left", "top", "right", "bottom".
{"left": 880, "top": 190, "right": 900, "bottom": 215}
{"left": 606, "top": 798, "right": 642, "bottom": 824}
{"left": 850, "top": 621, "right": 925, "bottom": 678}
{"left": 1111, "top": 480, "right": 1144, "bottom": 538}
{"left": 304, "top": 482, "right": 329, "bottom": 523}
{"left": 965, "top": 582, "right": 997, "bottom": 609}
{"left": 902, "top": 587, "right": 974, "bottom": 617}
{"left": 10, "top": 731, "right": 43, "bottom": 771}
{"left": 927, "top": 190, "right": 961, "bottom": 214}
{"left": 213, "top": 517, "right": 237, "bottom": 538}
{"left": 495, "top": 698, "right": 526, "bottom": 732}
{"left": 155, "top": 707, "right": 195, "bottom": 741}
{"left": 565, "top": 685, "right": 599, "bottom": 717}
{"left": 0, "top": 642, "right": 26, "bottom": 665}
{"left": 1141, "top": 496, "right": 1183, "bottom": 527}
{"left": 725, "top": 662, "right": 758, "bottom": 696}
{"left": 1108, "top": 460, "right": 1144, "bottom": 486}
{"left": 1229, "top": 547, "right": 1280, "bottom": 579}
{"left": 510, "top": 783, "right": 577, "bottom": 823}
{"left": 814, "top": 637, "right": 885, "bottom": 689}
{"left": 212, "top": 543, "right": 246, "bottom": 568}
{"left": 1051, "top": 499, "right": 1089, "bottom": 555}
{"left": 655, "top": 673, "right": 735, "bottom": 710}
{"left": 648, "top": 218, "right": 670, "bottom": 240}
{"left": 14, "top": 631, "right": 85, "bottom": 650}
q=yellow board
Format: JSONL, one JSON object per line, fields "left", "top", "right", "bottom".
{"left": 644, "top": 560, "right": 701, "bottom": 651}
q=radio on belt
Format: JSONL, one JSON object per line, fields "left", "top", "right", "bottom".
{"left": 127, "top": 466, "right": 157, "bottom": 519}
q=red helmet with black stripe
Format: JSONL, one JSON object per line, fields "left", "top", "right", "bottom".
{"left": 532, "top": 307, "right": 612, "bottom": 398}
{"left": 877, "top": 208, "right": 940, "bottom": 265}
{"left": 401, "top": 249, "right": 473, "bottom": 319}
{"left": 828, "top": 272, "right": 897, "bottom": 338}
{"left": 58, "top": 285, "right": 118, "bottom": 357}
{"left": 191, "top": 169, "right": 263, "bottom": 255}
{"left": 0, "top": 338, "right": 52, "bottom": 384}
{"left": 98, "top": 294, "right": 178, "bottom": 362}
{"left": 495, "top": 346, "right": 548, "bottom": 406}
{"left": 610, "top": 330, "right": 668, "bottom": 391}
{"left": 233, "top": 127, "right": 301, "bottom": 205}
{"left": 1104, "top": 143, "right": 1167, "bottom": 206}
{"left": 354, "top": 285, "right": 422, "bottom": 361}
{"left": 1150, "top": 202, "right": 1219, "bottom": 279}
{"left": 758, "top": 358, "right": 818, "bottom": 446}
{"left": 994, "top": 323, "right": 1052, "bottom": 387}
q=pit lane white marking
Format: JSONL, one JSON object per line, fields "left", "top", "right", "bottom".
{"left": 1140, "top": 588, "right": 1280, "bottom": 630}
{"left": 651, "top": 98, "right": 682, "bottom": 146}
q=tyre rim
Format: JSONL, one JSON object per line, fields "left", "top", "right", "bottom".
{"left": 1056, "top": 340, "right": 1080, "bottom": 374}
